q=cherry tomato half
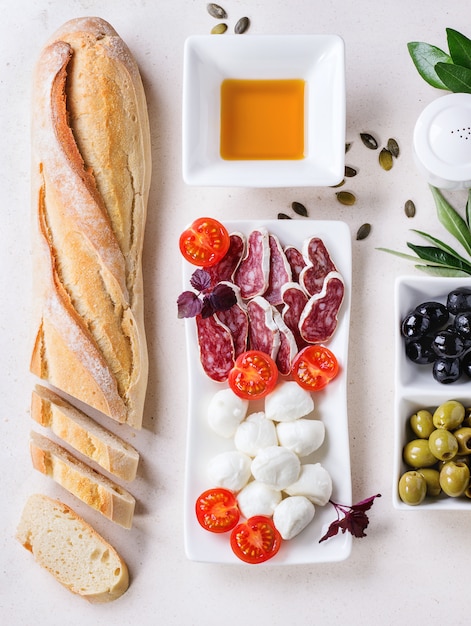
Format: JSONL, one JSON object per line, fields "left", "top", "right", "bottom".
{"left": 291, "top": 345, "right": 339, "bottom": 391}
{"left": 228, "top": 350, "right": 278, "bottom": 400}
{"left": 179, "top": 217, "right": 230, "bottom": 267}
{"left": 230, "top": 516, "right": 282, "bottom": 564}
{"left": 195, "top": 488, "right": 240, "bottom": 533}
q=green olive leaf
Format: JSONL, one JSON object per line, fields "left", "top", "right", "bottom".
{"left": 376, "top": 247, "right": 460, "bottom": 268}
{"left": 430, "top": 186, "right": 471, "bottom": 255}
{"left": 407, "top": 243, "right": 471, "bottom": 274}
{"left": 435, "top": 61, "right": 471, "bottom": 93}
{"left": 446, "top": 28, "right": 471, "bottom": 70}
{"left": 416, "top": 265, "right": 470, "bottom": 277}
{"left": 466, "top": 189, "right": 471, "bottom": 228}
{"left": 407, "top": 41, "right": 452, "bottom": 89}
{"left": 410, "top": 228, "right": 471, "bottom": 268}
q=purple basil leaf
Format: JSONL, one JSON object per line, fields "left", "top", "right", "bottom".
{"left": 351, "top": 493, "right": 382, "bottom": 513}
{"left": 208, "top": 283, "right": 237, "bottom": 312}
{"left": 190, "top": 269, "right": 211, "bottom": 292}
{"left": 319, "top": 519, "right": 341, "bottom": 543}
{"left": 341, "top": 509, "right": 370, "bottom": 538}
{"left": 177, "top": 291, "right": 202, "bottom": 318}
{"left": 200, "top": 295, "right": 215, "bottom": 319}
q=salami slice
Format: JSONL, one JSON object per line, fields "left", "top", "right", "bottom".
{"left": 247, "top": 296, "right": 280, "bottom": 361}
{"left": 273, "top": 310, "right": 298, "bottom": 376}
{"left": 233, "top": 228, "right": 270, "bottom": 299}
{"left": 263, "top": 234, "right": 292, "bottom": 306}
{"left": 284, "top": 245, "right": 306, "bottom": 283}
{"left": 299, "top": 237, "right": 338, "bottom": 296}
{"left": 215, "top": 282, "right": 248, "bottom": 358}
{"left": 281, "top": 282, "right": 309, "bottom": 350}
{"left": 299, "top": 271, "right": 345, "bottom": 344}
{"left": 195, "top": 314, "right": 235, "bottom": 382}
{"left": 206, "top": 232, "right": 245, "bottom": 288}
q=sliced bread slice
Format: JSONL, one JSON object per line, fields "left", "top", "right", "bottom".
{"left": 29, "top": 431, "right": 135, "bottom": 529}
{"left": 31, "top": 385, "right": 139, "bottom": 481}
{"left": 17, "top": 493, "right": 129, "bottom": 602}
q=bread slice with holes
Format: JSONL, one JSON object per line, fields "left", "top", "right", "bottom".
{"left": 31, "top": 385, "right": 139, "bottom": 482}
{"left": 29, "top": 431, "right": 135, "bottom": 528}
{"left": 17, "top": 493, "right": 129, "bottom": 602}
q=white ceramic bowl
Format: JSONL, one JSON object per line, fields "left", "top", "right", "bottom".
{"left": 182, "top": 34, "right": 346, "bottom": 187}
{"left": 393, "top": 275, "right": 471, "bottom": 510}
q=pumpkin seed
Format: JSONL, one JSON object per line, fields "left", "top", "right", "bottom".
{"left": 404, "top": 199, "right": 416, "bottom": 218}
{"left": 235, "top": 16, "right": 250, "bottom": 34}
{"left": 211, "top": 23, "right": 228, "bottom": 34}
{"left": 331, "top": 179, "right": 345, "bottom": 188}
{"left": 278, "top": 212, "right": 291, "bottom": 220}
{"left": 291, "top": 201, "right": 308, "bottom": 217}
{"left": 207, "top": 3, "right": 227, "bottom": 19}
{"left": 336, "top": 191, "right": 356, "bottom": 206}
{"left": 379, "top": 148, "right": 393, "bottom": 171}
{"left": 387, "top": 138, "right": 400, "bottom": 158}
{"left": 345, "top": 166, "right": 357, "bottom": 178}
{"left": 345, "top": 142, "right": 352, "bottom": 153}
{"left": 356, "top": 223, "right": 371, "bottom": 240}
{"left": 360, "top": 132, "right": 378, "bottom": 150}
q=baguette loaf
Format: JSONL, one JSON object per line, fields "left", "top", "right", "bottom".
{"left": 17, "top": 493, "right": 129, "bottom": 603}
{"left": 32, "top": 384, "right": 139, "bottom": 481}
{"left": 30, "top": 430, "right": 135, "bottom": 529}
{"left": 30, "top": 17, "right": 151, "bottom": 429}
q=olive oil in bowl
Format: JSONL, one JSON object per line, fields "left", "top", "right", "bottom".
{"left": 220, "top": 79, "right": 305, "bottom": 160}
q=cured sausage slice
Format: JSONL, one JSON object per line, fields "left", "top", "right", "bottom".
{"left": 195, "top": 314, "right": 235, "bottom": 382}
{"left": 299, "top": 237, "right": 337, "bottom": 296}
{"left": 206, "top": 232, "right": 245, "bottom": 288}
{"left": 263, "top": 234, "right": 292, "bottom": 306}
{"left": 215, "top": 282, "right": 248, "bottom": 358}
{"left": 299, "top": 272, "right": 345, "bottom": 344}
{"left": 284, "top": 245, "right": 306, "bottom": 283}
{"left": 233, "top": 228, "right": 270, "bottom": 299}
{"left": 273, "top": 310, "right": 298, "bottom": 376}
{"left": 247, "top": 296, "right": 280, "bottom": 361}
{"left": 281, "top": 282, "right": 309, "bottom": 350}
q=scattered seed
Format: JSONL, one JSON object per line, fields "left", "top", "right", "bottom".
{"left": 336, "top": 191, "right": 356, "bottom": 206}
{"left": 404, "top": 199, "right": 416, "bottom": 218}
{"left": 356, "top": 223, "right": 371, "bottom": 240}
{"left": 379, "top": 147, "right": 393, "bottom": 171}
{"left": 211, "top": 23, "right": 228, "bottom": 34}
{"left": 345, "top": 142, "right": 352, "bottom": 153}
{"left": 345, "top": 166, "right": 357, "bottom": 178}
{"left": 278, "top": 212, "right": 292, "bottom": 220}
{"left": 235, "top": 16, "right": 250, "bottom": 34}
{"left": 207, "top": 3, "right": 227, "bottom": 19}
{"left": 387, "top": 138, "right": 400, "bottom": 158}
{"left": 331, "top": 179, "right": 345, "bottom": 188}
{"left": 291, "top": 201, "right": 308, "bottom": 217}
{"left": 360, "top": 132, "right": 378, "bottom": 150}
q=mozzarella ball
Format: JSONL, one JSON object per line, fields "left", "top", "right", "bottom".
{"left": 264, "top": 380, "right": 314, "bottom": 422}
{"left": 276, "top": 419, "right": 325, "bottom": 457}
{"left": 251, "top": 446, "right": 301, "bottom": 490}
{"left": 236, "top": 481, "right": 282, "bottom": 518}
{"left": 207, "top": 388, "right": 249, "bottom": 438}
{"left": 273, "top": 496, "right": 315, "bottom": 540}
{"left": 234, "top": 412, "right": 278, "bottom": 457}
{"left": 207, "top": 450, "right": 252, "bottom": 492}
{"left": 285, "top": 463, "right": 333, "bottom": 506}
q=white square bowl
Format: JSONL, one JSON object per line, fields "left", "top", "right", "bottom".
{"left": 182, "top": 34, "right": 346, "bottom": 187}
{"left": 393, "top": 275, "right": 471, "bottom": 510}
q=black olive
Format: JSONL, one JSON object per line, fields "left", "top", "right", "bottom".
{"left": 454, "top": 311, "right": 471, "bottom": 339}
{"left": 433, "top": 357, "right": 462, "bottom": 384}
{"left": 461, "top": 351, "right": 471, "bottom": 378}
{"left": 405, "top": 335, "right": 437, "bottom": 364}
{"left": 446, "top": 288, "right": 471, "bottom": 315}
{"left": 432, "top": 329, "right": 466, "bottom": 358}
{"left": 414, "top": 301, "right": 449, "bottom": 331}
{"left": 401, "top": 311, "right": 431, "bottom": 340}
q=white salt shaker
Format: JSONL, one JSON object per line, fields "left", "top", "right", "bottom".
{"left": 413, "top": 92, "right": 471, "bottom": 189}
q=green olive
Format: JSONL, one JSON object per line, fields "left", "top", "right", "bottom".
{"left": 398, "top": 471, "right": 427, "bottom": 505}
{"left": 428, "top": 429, "right": 458, "bottom": 461}
{"left": 403, "top": 439, "right": 437, "bottom": 468}
{"left": 439, "top": 461, "right": 470, "bottom": 497}
{"left": 453, "top": 427, "right": 471, "bottom": 455}
{"left": 433, "top": 400, "right": 465, "bottom": 430}
{"left": 462, "top": 408, "right": 471, "bottom": 428}
{"left": 410, "top": 410, "right": 435, "bottom": 439}
{"left": 417, "top": 468, "right": 441, "bottom": 497}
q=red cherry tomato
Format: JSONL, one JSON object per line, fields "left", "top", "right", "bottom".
{"left": 291, "top": 345, "right": 339, "bottom": 391}
{"left": 179, "top": 217, "right": 230, "bottom": 267}
{"left": 230, "top": 516, "right": 282, "bottom": 564}
{"left": 195, "top": 488, "right": 240, "bottom": 533}
{"left": 228, "top": 350, "right": 278, "bottom": 400}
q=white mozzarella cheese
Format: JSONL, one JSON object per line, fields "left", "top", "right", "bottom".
{"left": 273, "top": 496, "right": 315, "bottom": 540}
{"left": 264, "top": 380, "right": 314, "bottom": 422}
{"left": 276, "top": 419, "right": 325, "bottom": 457}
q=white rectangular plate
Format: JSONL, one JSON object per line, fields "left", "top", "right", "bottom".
{"left": 183, "top": 219, "right": 352, "bottom": 563}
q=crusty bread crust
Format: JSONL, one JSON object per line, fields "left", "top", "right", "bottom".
{"left": 32, "top": 384, "right": 140, "bottom": 481}
{"left": 17, "top": 493, "right": 129, "bottom": 602}
{"left": 30, "top": 17, "right": 151, "bottom": 429}
{"left": 30, "top": 430, "right": 136, "bottom": 528}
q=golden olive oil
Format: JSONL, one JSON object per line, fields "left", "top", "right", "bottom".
{"left": 220, "top": 79, "right": 305, "bottom": 160}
